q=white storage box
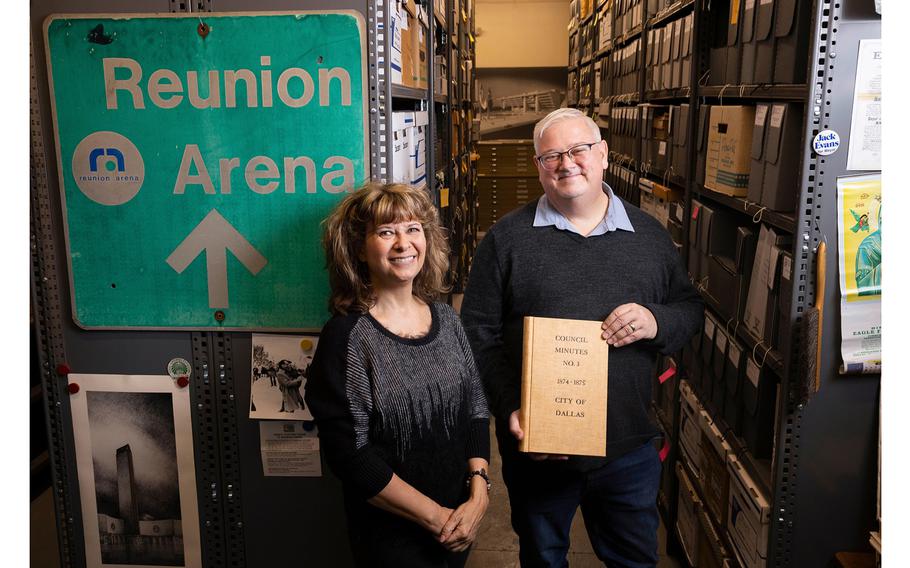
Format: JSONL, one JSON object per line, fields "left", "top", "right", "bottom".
{"left": 675, "top": 461, "right": 703, "bottom": 566}
{"left": 727, "top": 453, "right": 770, "bottom": 568}
{"left": 392, "top": 111, "right": 414, "bottom": 183}
{"left": 679, "top": 379, "right": 705, "bottom": 480}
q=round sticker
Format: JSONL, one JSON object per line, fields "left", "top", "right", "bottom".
{"left": 300, "top": 338, "right": 314, "bottom": 352}
{"left": 167, "top": 357, "right": 192, "bottom": 380}
{"left": 812, "top": 129, "right": 840, "bottom": 156}
{"left": 71, "top": 131, "right": 145, "bottom": 205}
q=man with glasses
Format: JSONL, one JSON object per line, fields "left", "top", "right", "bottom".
{"left": 462, "top": 108, "right": 703, "bottom": 567}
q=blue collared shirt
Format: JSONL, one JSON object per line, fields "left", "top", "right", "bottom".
{"left": 533, "top": 182, "right": 635, "bottom": 236}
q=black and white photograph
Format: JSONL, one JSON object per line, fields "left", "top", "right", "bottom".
{"left": 69, "top": 374, "right": 201, "bottom": 568}
{"left": 249, "top": 334, "right": 319, "bottom": 421}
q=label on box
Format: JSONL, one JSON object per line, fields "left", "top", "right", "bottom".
{"left": 730, "top": 0, "right": 741, "bottom": 24}
{"left": 746, "top": 0, "right": 755, "bottom": 9}
{"left": 754, "top": 105, "right": 768, "bottom": 126}
{"left": 715, "top": 330, "right": 728, "bottom": 352}
{"left": 728, "top": 342, "right": 742, "bottom": 365}
{"left": 770, "top": 105, "right": 785, "bottom": 129}
{"left": 782, "top": 255, "right": 792, "bottom": 280}
{"left": 659, "top": 141, "right": 667, "bottom": 156}
{"left": 746, "top": 358, "right": 760, "bottom": 388}
{"left": 704, "top": 317, "right": 716, "bottom": 342}
{"left": 760, "top": 0, "right": 772, "bottom": 5}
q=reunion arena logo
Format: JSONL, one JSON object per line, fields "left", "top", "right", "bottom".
{"left": 71, "top": 131, "right": 145, "bottom": 206}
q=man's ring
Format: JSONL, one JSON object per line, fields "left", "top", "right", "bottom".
{"left": 628, "top": 323, "right": 636, "bottom": 333}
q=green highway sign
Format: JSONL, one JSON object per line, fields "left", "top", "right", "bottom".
{"left": 44, "top": 12, "right": 368, "bottom": 330}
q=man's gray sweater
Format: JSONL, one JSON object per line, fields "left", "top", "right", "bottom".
{"left": 462, "top": 197, "right": 704, "bottom": 468}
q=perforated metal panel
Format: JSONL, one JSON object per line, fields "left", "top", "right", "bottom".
{"left": 770, "top": 0, "right": 881, "bottom": 565}
{"left": 30, "top": 34, "right": 83, "bottom": 568}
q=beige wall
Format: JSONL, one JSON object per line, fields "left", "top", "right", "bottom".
{"left": 476, "top": 1, "right": 569, "bottom": 68}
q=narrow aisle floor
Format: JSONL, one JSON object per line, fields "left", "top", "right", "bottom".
{"left": 466, "top": 421, "right": 683, "bottom": 568}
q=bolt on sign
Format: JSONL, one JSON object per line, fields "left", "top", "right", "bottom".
{"left": 44, "top": 12, "right": 369, "bottom": 330}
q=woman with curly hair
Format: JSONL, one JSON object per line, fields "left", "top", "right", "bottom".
{"left": 305, "top": 183, "right": 491, "bottom": 567}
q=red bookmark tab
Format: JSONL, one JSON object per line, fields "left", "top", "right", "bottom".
{"left": 659, "top": 439, "right": 671, "bottom": 462}
{"left": 658, "top": 366, "right": 677, "bottom": 384}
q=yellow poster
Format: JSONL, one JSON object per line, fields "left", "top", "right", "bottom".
{"left": 837, "top": 175, "right": 881, "bottom": 301}
{"left": 836, "top": 174, "right": 881, "bottom": 373}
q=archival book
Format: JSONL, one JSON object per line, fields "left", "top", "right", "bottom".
{"left": 519, "top": 316, "right": 609, "bottom": 457}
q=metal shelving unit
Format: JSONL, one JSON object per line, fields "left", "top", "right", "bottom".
{"left": 573, "top": 0, "right": 881, "bottom": 565}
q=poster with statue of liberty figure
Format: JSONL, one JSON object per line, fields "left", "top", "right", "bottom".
{"left": 837, "top": 174, "right": 881, "bottom": 373}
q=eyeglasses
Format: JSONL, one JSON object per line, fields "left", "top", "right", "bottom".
{"left": 535, "top": 142, "right": 601, "bottom": 170}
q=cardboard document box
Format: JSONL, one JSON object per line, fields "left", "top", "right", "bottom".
{"left": 676, "top": 461, "right": 704, "bottom": 567}
{"left": 743, "top": 225, "right": 776, "bottom": 340}
{"left": 748, "top": 104, "right": 771, "bottom": 204}
{"left": 759, "top": 103, "right": 803, "bottom": 212}
{"left": 708, "top": 255, "right": 739, "bottom": 324}
{"left": 632, "top": 0, "right": 643, "bottom": 29}
{"left": 385, "top": 6, "right": 405, "bottom": 84}
{"left": 673, "top": 104, "right": 690, "bottom": 177}
{"left": 688, "top": 199, "right": 703, "bottom": 281}
{"left": 681, "top": 15, "right": 693, "bottom": 88}
{"left": 773, "top": 0, "right": 811, "bottom": 84}
{"left": 740, "top": 0, "right": 759, "bottom": 84}
{"left": 671, "top": 19, "right": 683, "bottom": 88}
{"left": 744, "top": 225, "right": 788, "bottom": 341}
{"left": 631, "top": 39, "right": 643, "bottom": 93}
{"left": 679, "top": 380, "right": 706, "bottom": 480}
{"left": 598, "top": 3, "right": 613, "bottom": 53}
{"left": 705, "top": 106, "right": 755, "bottom": 197}
{"left": 392, "top": 111, "right": 414, "bottom": 183}
{"left": 723, "top": 338, "right": 745, "bottom": 433}
{"left": 700, "top": 313, "right": 718, "bottom": 397}
{"left": 712, "top": 328, "right": 729, "bottom": 414}
{"left": 742, "top": 357, "right": 776, "bottom": 459}
{"left": 661, "top": 25, "right": 673, "bottom": 89}
{"left": 753, "top": 0, "right": 776, "bottom": 85}
{"left": 647, "top": 29, "right": 658, "bottom": 91}
{"left": 699, "top": 410, "right": 733, "bottom": 526}
{"left": 700, "top": 334, "right": 716, "bottom": 404}
{"left": 762, "top": 245, "right": 785, "bottom": 348}
{"left": 776, "top": 251, "right": 794, "bottom": 353}
{"left": 409, "top": 110, "right": 428, "bottom": 185}
{"left": 697, "top": 507, "right": 737, "bottom": 568}
{"left": 725, "top": 0, "right": 744, "bottom": 85}
{"left": 697, "top": 203, "right": 715, "bottom": 284}
{"left": 727, "top": 453, "right": 770, "bottom": 568}
{"left": 705, "top": 207, "right": 743, "bottom": 266}
{"left": 708, "top": 225, "right": 756, "bottom": 324}
{"left": 709, "top": 46, "right": 727, "bottom": 85}
{"left": 668, "top": 201, "right": 685, "bottom": 247}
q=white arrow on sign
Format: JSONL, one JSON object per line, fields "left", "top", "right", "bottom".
{"left": 166, "top": 209, "right": 268, "bottom": 309}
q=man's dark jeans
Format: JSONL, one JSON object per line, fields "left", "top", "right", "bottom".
{"left": 499, "top": 436, "right": 662, "bottom": 568}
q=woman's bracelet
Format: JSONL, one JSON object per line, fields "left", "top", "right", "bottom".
{"left": 465, "top": 468, "right": 491, "bottom": 492}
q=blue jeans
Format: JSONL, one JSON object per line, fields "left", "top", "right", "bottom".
{"left": 500, "top": 440, "right": 661, "bottom": 568}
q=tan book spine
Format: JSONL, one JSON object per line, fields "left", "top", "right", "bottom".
{"left": 519, "top": 316, "right": 535, "bottom": 452}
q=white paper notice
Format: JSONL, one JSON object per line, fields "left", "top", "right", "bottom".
{"left": 260, "top": 421, "right": 322, "bottom": 477}
{"left": 846, "top": 39, "right": 882, "bottom": 171}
